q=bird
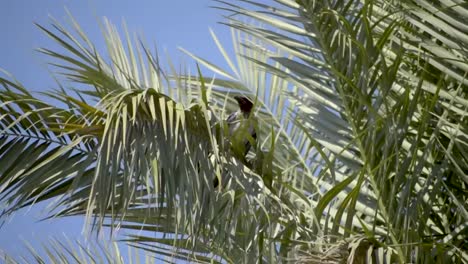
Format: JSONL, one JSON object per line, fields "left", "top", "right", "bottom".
{"left": 213, "top": 96, "right": 257, "bottom": 188}
{"left": 227, "top": 96, "right": 256, "bottom": 155}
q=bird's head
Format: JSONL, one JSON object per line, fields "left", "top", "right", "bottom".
{"left": 234, "top": 96, "right": 254, "bottom": 114}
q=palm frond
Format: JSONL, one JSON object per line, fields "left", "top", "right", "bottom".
{"left": 1, "top": 14, "right": 292, "bottom": 262}
{"left": 0, "top": 236, "right": 163, "bottom": 264}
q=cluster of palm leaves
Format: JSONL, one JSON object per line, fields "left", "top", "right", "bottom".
{"left": 1, "top": 0, "right": 467, "bottom": 263}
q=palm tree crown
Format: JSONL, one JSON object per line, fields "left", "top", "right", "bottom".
{"left": 1, "top": 0, "right": 468, "bottom": 263}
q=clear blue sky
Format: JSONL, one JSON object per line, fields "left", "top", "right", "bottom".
{"left": 0, "top": 0, "right": 234, "bottom": 260}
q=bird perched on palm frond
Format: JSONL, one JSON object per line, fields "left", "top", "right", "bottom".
{"left": 227, "top": 96, "right": 256, "bottom": 156}
{"left": 213, "top": 96, "right": 257, "bottom": 188}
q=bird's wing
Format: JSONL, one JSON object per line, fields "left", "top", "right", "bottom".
{"left": 226, "top": 111, "right": 240, "bottom": 124}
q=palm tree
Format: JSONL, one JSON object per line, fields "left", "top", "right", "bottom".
{"left": 1, "top": 0, "right": 467, "bottom": 263}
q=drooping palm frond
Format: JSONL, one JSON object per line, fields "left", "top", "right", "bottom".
{"left": 0, "top": 76, "right": 100, "bottom": 219}
{"left": 0, "top": 13, "right": 294, "bottom": 263}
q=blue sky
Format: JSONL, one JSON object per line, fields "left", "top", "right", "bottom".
{"left": 0, "top": 0, "right": 234, "bottom": 260}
